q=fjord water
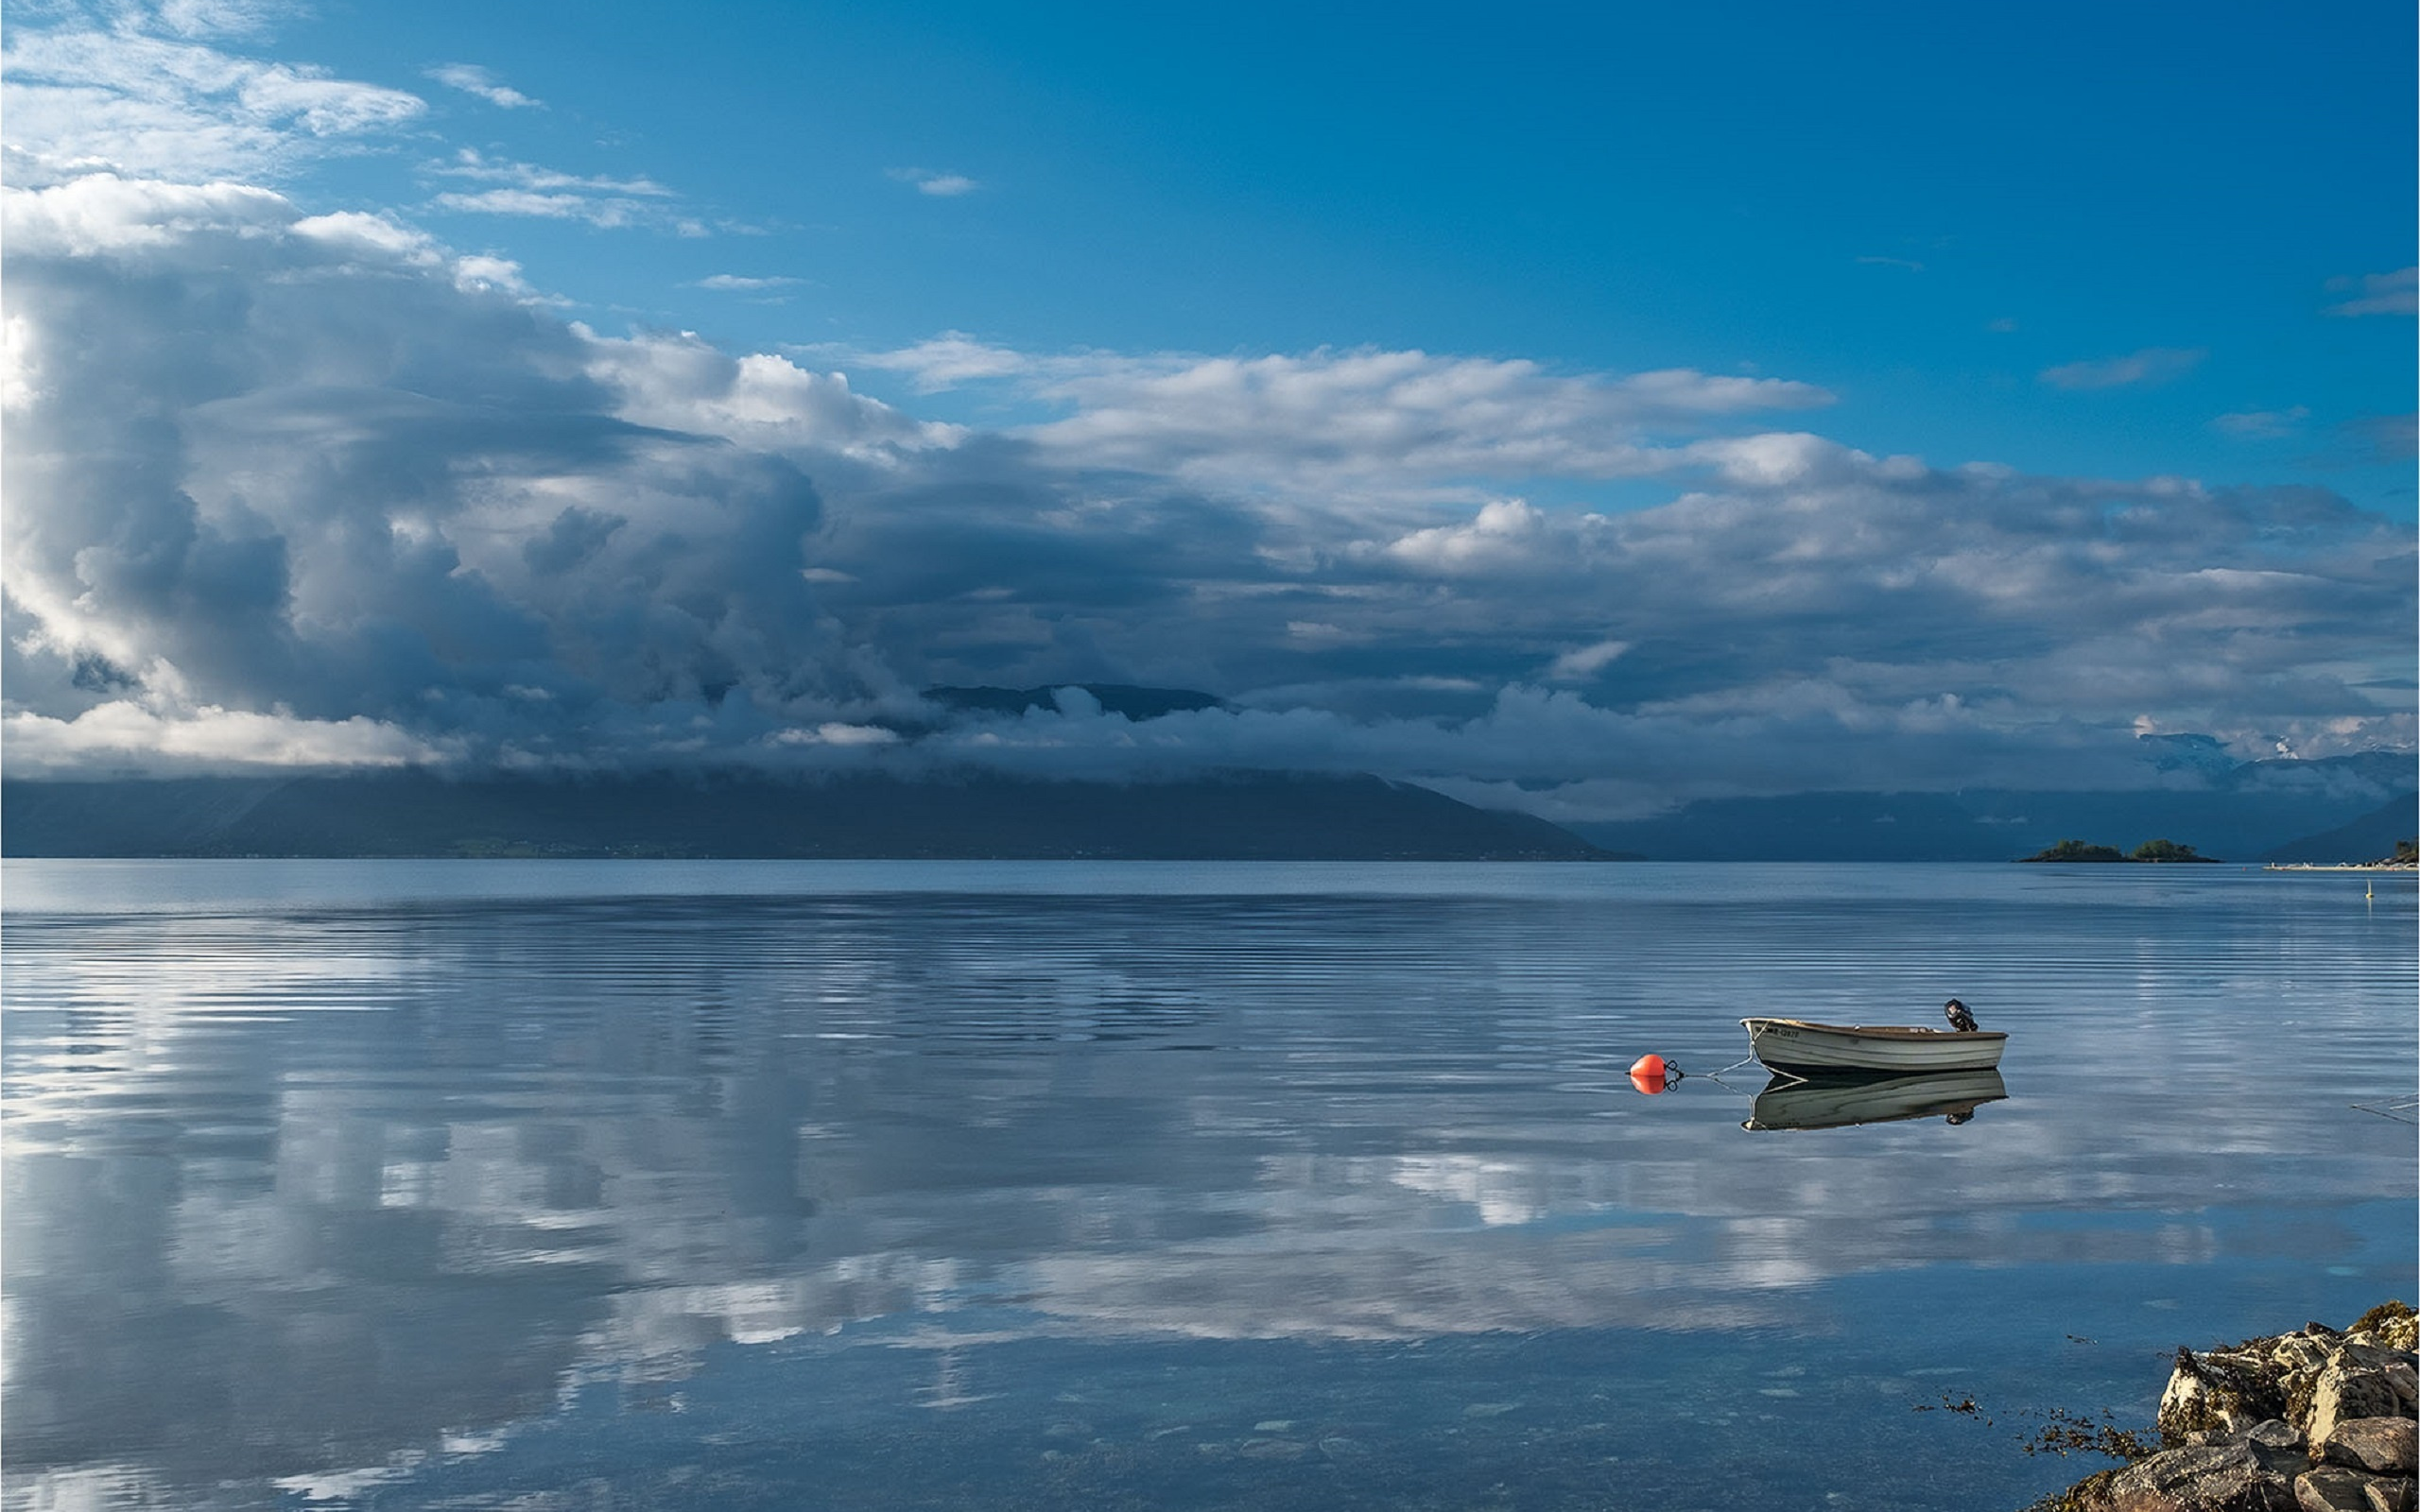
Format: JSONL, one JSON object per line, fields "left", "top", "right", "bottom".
{"left": 4, "top": 862, "right": 2411, "bottom": 1511}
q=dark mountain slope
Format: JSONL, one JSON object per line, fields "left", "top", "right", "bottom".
{"left": 1570, "top": 753, "right": 2414, "bottom": 861}
{"left": 2258, "top": 795, "right": 2419, "bottom": 863}
{"left": 1, "top": 771, "right": 1618, "bottom": 861}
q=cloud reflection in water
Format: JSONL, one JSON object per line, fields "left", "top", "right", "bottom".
{"left": 2, "top": 863, "right": 2411, "bottom": 1506}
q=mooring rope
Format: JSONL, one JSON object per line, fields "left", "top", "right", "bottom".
{"left": 2349, "top": 1095, "right": 2419, "bottom": 1125}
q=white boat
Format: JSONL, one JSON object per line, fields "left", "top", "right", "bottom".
{"left": 1743, "top": 1068, "right": 2008, "bottom": 1132}
{"left": 1739, "top": 1016, "right": 2007, "bottom": 1074}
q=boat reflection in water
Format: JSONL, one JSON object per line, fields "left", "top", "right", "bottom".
{"left": 1742, "top": 1068, "right": 2009, "bottom": 1132}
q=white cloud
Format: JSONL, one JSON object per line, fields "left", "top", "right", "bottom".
{"left": 887, "top": 166, "right": 978, "bottom": 197}
{"left": 423, "top": 149, "right": 679, "bottom": 229}
{"left": 696, "top": 274, "right": 803, "bottom": 292}
{"left": 847, "top": 331, "right": 1034, "bottom": 390}
{"left": 5, "top": 700, "right": 447, "bottom": 773}
{"left": 3, "top": 171, "right": 2409, "bottom": 798}
{"left": 581, "top": 329, "right": 961, "bottom": 458}
{"left": 853, "top": 340, "right": 1836, "bottom": 502}
{"left": 426, "top": 63, "right": 542, "bottom": 110}
{"left": 2039, "top": 347, "right": 2206, "bottom": 390}
{"left": 2324, "top": 266, "right": 2417, "bottom": 318}
{"left": 1855, "top": 254, "right": 1925, "bottom": 272}
{"left": 2210, "top": 405, "right": 2309, "bottom": 439}
{"left": 1547, "top": 640, "right": 1631, "bottom": 680}
{"left": 769, "top": 722, "right": 901, "bottom": 747}
{"left": 1, "top": 172, "right": 297, "bottom": 254}
{"left": 428, "top": 188, "right": 634, "bottom": 224}
{"left": 1383, "top": 498, "right": 1549, "bottom": 575}
{"left": 427, "top": 147, "right": 670, "bottom": 198}
{"left": 151, "top": 0, "right": 299, "bottom": 39}
{"left": 1, "top": 16, "right": 424, "bottom": 183}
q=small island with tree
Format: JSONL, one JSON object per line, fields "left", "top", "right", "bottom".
{"left": 2020, "top": 837, "right": 2221, "bottom": 863}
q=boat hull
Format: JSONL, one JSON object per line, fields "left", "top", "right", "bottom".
{"left": 1740, "top": 1017, "right": 2007, "bottom": 1074}
{"left": 1744, "top": 1068, "right": 2008, "bottom": 1132}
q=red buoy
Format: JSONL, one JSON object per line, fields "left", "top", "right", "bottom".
{"left": 1629, "top": 1053, "right": 1668, "bottom": 1094}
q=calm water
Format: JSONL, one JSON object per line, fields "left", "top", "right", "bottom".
{"left": 4, "top": 861, "right": 2412, "bottom": 1511}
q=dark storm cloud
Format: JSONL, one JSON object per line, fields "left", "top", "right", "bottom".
{"left": 3, "top": 175, "right": 2411, "bottom": 805}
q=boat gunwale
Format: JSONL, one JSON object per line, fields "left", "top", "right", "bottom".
{"left": 1739, "top": 1016, "right": 2007, "bottom": 1045}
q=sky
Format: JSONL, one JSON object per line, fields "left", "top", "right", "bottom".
{"left": 3, "top": 0, "right": 2413, "bottom": 817}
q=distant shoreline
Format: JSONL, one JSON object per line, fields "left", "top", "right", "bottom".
{"left": 2262, "top": 861, "right": 2419, "bottom": 872}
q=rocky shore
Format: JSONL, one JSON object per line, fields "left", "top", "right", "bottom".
{"left": 2035, "top": 1302, "right": 2417, "bottom": 1511}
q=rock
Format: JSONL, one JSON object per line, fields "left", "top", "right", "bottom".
{"left": 2324, "top": 1419, "right": 2419, "bottom": 1475}
{"left": 2037, "top": 1468, "right": 2123, "bottom": 1512}
{"left": 2309, "top": 1350, "right": 2415, "bottom": 1451}
{"left": 2251, "top": 1418, "right": 2316, "bottom": 1479}
{"left": 2349, "top": 1304, "right": 2418, "bottom": 1355}
{"left": 2300, "top": 1468, "right": 2384, "bottom": 1512}
{"left": 2105, "top": 1443, "right": 2296, "bottom": 1510}
{"left": 2363, "top": 1477, "right": 2416, "bottom": 1512}
{"left": 2168, "top": 1350, "right": 2293, "bottom": 1444}
{"left": 2384, "top": 1364, "right": 2418, "bottom": 1415}
{"left": 2276, "top": 1337, "right": 2341, "bottom": 1374}
{"left": 2040, "top": 1309, "right": 2418, "bottom": 1512}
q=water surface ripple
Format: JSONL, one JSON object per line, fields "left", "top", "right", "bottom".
{"left": 4, "top": 861, "right": 2411, "bottom": 1510}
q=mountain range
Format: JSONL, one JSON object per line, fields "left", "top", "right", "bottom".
{"left": 1569, "top": 751, "right": 2414, "bottom": 863}
{"left": 3, "top": 687, "right": 2408, "bottom": 862}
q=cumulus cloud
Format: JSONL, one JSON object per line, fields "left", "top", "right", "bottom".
{"left": 3, "top": 171, "right": 2410, "bottom": 804}
{"left": 2325, "top": 266, "right": 2417, "bottom": 318}
{"left": 581, "top": 329, "right": 961, "bottom": 457}
{"left": 425, "top": 63, "right": 541, "bottom": 111}
{"left": 2040, "top": 347, "right": 2207, "bottom": 390}
{"left": 0, "top": 174, "right": 939, "bottom": 774}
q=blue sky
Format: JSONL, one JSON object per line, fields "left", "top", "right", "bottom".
{"left": 2, "top": 0, "right": 2412, "bottom": 813}
{"left": 318, "top": 0, "right": 2416, "bottom": 501}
